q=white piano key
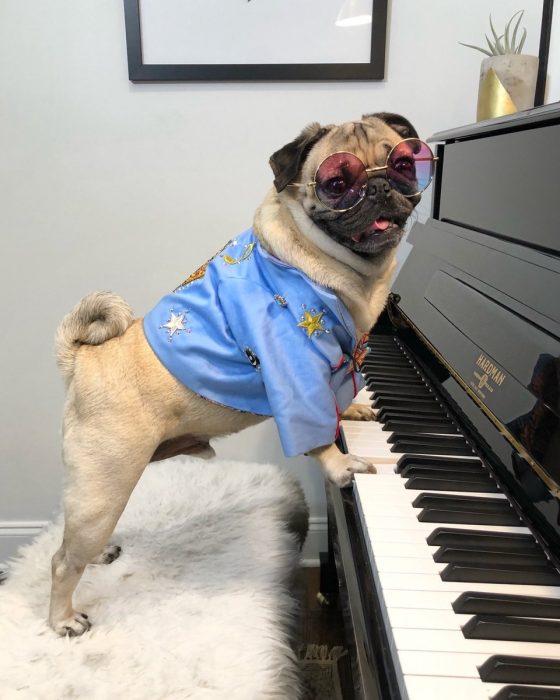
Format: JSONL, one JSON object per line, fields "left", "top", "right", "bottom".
{"left": 383, "top": 582, "right": 560, "bottom": 608}
{"left": 386, "top": 606, "right": 472, "bottom": 630}
{"left": 402, "top": 676, "right": 522, "bottom": 700}
{"left": 352, "top": 387, "right": 373, "bottom": 405}
{"left": 397, "top": 649, "right": 497, "bottom": 679}
{"left": 361, "top": 515, "right": 530, "bottom": 535}
{"left": 342, "top": 419, "right": 479, "bottom": 462}
{"left": 357, "top": 479, "right": 507, "bottom": 502}
{"left": 369, "top": 540, "right": 438, "bottom": 558}
{"left": 374, "top": 556, "right": 448, "bottom": 575}
{"left": 378, "top": 569, "right": 560, "bottom": 597}
{"left": 393, "top": 625, "right": 560, "bottom": 658}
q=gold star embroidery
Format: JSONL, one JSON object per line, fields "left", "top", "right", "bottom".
{"left": 161, "top": 311, "right": 187, "bottom": 339}
{"left": 222, "top": 242, "right": 255, "bottom": 265}
{"left": 298, "top": 310, "right": 326, "bottom": 337}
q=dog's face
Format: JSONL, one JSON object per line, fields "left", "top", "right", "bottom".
{"left": 269, "top": 113, "right": 422, "bottom": 259}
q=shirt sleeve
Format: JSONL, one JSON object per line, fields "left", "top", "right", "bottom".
{"left": 217, "top": 277, "right": 341, "bottom": 457}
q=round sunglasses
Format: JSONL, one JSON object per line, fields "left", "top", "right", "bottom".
{"left": 289, "top": 138, "right": 438, "bottom": 212}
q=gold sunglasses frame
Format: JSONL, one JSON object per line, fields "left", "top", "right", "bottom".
{"left": 288, "top": 137, "right": 439, "bottom": 213}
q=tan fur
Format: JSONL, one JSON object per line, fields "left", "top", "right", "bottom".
{"left": 55, "top": 292, "right": 134, "bottom": 383}
{"left": 254, "top": 188, "right": 397, "bottom": 336}
{"left": 49, "top": 116, "right": 416, "bottom": 637}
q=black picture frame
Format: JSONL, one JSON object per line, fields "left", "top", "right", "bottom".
{"left": 535, "top": 0, "right": 555, "bottom": 106}
{"left": 123, "top": 0, "right": 388, "bottom": 82}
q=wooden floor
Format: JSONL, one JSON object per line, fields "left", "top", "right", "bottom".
{"left": 300, "top": 567, "right": 345, "bottom": 647}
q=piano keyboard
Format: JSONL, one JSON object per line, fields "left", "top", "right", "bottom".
{"left": 344, "top": 335, "right": 560, "bottom": 700}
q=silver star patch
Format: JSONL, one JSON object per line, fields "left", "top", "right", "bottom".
{"left": 160, "top": 309, "right": 190, "bottom": 341}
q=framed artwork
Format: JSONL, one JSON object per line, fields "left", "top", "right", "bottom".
{"left": 536, "top": 0, "right": 555, "bottom": 104}
{"left": 123, "top": 0, "right": 388, "bottom": 82}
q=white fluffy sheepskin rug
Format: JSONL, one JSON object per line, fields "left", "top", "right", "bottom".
{"left": 0, "top": 458, "right": 309, "bottom": 700}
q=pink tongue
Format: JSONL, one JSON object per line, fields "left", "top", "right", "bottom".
{"left": 351, "top": 218, "right": 393, "bottom": 243}
{"left": 373, "top": 218, "right": 391, "bottom": 231}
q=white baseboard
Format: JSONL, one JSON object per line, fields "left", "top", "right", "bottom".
{"left": 0, "top": 521, "right": 48, "bottom": 565}
{"left": 0, "top": 517, "right": 327, "bottom": 569}
{"left": 300, "top": 515, "right": 327, "bottom": 568}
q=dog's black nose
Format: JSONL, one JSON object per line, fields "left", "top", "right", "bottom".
{"left": 368, "top": 178, "right": 391, "bottom": 198}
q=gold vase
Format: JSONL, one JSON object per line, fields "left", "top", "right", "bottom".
{"left": 477, "top": 54, "right": 539, "bottom": 121}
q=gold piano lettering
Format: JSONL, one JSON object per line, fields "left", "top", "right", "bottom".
{"left": 476, "top": 354, "right": 506, "bottom": 386}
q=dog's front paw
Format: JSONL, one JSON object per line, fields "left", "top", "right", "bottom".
{"left": 340, "top": 404, "right": 376, "bottom": 421}
{"left": 51, "top": 611, "right": 91, "bottom": 638}
{"left": 326, "top": 453, "right": 376, "bottom": 488}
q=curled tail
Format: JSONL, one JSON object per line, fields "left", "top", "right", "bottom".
{"left": 55, "top": 291, "right": 134, "bottom": 382}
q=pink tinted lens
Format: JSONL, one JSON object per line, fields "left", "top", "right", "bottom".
{"left": 314, "top": 152, "right": 368, "bottom": 210}
{"left": 387, "top": 139, "right": 435, "bottom": 196}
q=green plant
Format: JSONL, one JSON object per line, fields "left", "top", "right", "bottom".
{"left": 460, "top": 10, "right": 527, "bottom": 56}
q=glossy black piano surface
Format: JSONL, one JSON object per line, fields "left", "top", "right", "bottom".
{"left": 325, "top": 103, "right": 560, "bottom": 700}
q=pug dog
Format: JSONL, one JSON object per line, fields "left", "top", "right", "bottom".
{"left": 49, "top": 112, "right": 429, "bottom": 636}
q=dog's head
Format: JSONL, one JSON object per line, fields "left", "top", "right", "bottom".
{"left": 269, "top": 113, "right": 424, "bottom": 259}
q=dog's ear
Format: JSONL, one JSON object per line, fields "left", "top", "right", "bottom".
{"left": 363, "top": 112, "right": 419, "bottom": 140}
{"left": 269, "top": 123, "right": 329, "bottom": 192}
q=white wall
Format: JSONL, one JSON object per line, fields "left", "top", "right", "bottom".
{"left": 0, "top": 0, "right": 548, "bottom": 563}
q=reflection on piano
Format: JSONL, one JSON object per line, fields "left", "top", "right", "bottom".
{"left": 324, "top": 103, "right": 560, "bottom": 700}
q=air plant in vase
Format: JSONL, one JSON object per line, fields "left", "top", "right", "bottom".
{"left": 460, "top": 10, "right": 527, "bottom": 57}
{"left": 460, "top": 10, "right": 538, "bottom": 120}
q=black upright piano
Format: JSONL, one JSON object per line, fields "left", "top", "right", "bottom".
{"left": 325, "top": 103, "right": 560, "bottom": 700}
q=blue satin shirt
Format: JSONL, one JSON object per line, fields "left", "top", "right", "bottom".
{"left": 143, "top": 229, "right": 366, "bottom": 457}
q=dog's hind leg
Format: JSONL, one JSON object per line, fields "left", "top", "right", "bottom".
{"left": 49, "top": 427, "right": 155, "bottom": 637}
{"left": 91, "top": 543, "right": 122, "bottom": 565}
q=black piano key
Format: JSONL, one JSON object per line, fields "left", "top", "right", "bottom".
{"left": 478, "top": 655, "right": 560, "bottom": 685}
{"left": 369, "top": 384, "right": 433, "bottom": 397}
{"left": 367, "top": 359, "right": 419, "bottom": 368}
{"left": 366, "top": 342, "right": 402, "bottom": 350}
{"left": 390, "top": 431, "right": 465, "bottom": 445}
{"left": 366, "top": 367, "right": 414, "bottom": 376}
{"left": 366, "top": 372, "right": 424, "bottom": 382}
{"left": 453, "top": 592, "right": 560, "bottom": 618}
{"left": 372, "top": 387, "right": 434, "bottom": 399}
{"left": 406, "top": 476, "right": 500, "bottom": 492}
{"left": 441, "top": 563, "right": 560, "bottom": 586}
{"left": 397, "top": 455, "right": 483, "bottom": 471}
{"left": 400, "top": 464, "right": 488, "bottom": 478}
{"left": 427, "top": 527, "right": 537, "bottom": 551}
{"left": 434, "top": 547, "right": 547, "bottom": 567}
{"left": 377, "top": 405, "right": 446, "bottom": 420}
{"left": 369, "top": 383, "right": 429, "bottom": 396}
{"left": 366, "top": 339, "right": 400, "bottom": 348}
{"left": 419, "top": 508, "right": 521, "bottom": 526}
{"left": 364, "top": 375, "right": 419, "bottom": 386}
{"left": 365, "top": 373, "right": 422, "bottom": 384}
{"left": 462, "top": 614, "right": 560, "bottom": 643}
{"left": 363, "top": 365, "right": 417, "bottom": 375}
{"left": 365, "top": 342, "right": 402, "bottom": 350}
{"left": 362, "top": 365, "right": 418, "bottom": 377}
{"left": 364, "top": 359, "right": 412, "bottom": 369}
{"left": 377, "top": 407, "right": 448, "bottom": 421}
{"left": 368, "top": 337, "right": 395, "bottom": 343}
{"left": 387, "top": 432, "right": 471, "bottom": 454}
{"left": 391, "top": 439, "right": 473, "bottom": 456}
{"left": 372, "top": 397, "right": 438, "bottom": 411}
{"left": 369, "top": 386, "right": 433, "bottom": 400}
{"left": 413, "top": 493, "right": 510, "bottom": 513}
{"left": 402, "top": 465, "right": 488, "bottom": 479}
{"left": 383, "top": 420, "right": 457, "bottom": 434}
{"left": 491, "top": 685, "right": 560, "bottom": 699}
